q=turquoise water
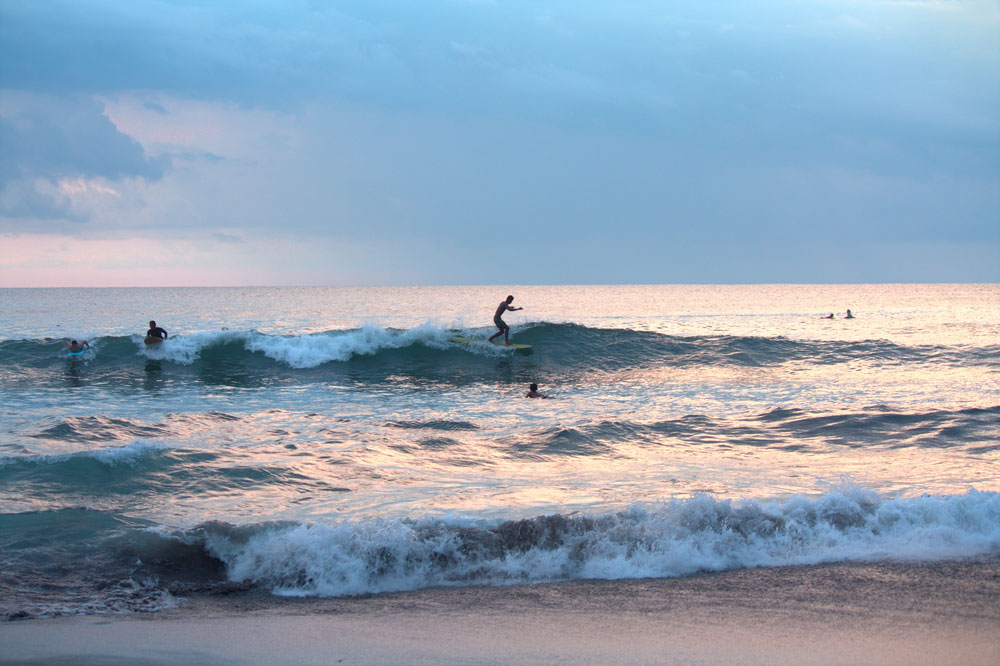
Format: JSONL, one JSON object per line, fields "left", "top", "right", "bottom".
{"left": 1, "top": 284, "right": 998, "bottom": 618}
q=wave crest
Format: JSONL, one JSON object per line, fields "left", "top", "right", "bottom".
{"left": 3, "top": 323, "right": 998, "bottom": 376}
{"left": 195, "top": 486, "right": 1000, "bottom": 597}
{"left": 0, "top": 440, "right": 171, "bottom": 469}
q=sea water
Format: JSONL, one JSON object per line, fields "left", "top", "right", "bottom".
{"left": 1, "top": 284, "right": 998, "bottom": 618}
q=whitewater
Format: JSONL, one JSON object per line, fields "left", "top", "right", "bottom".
{"left": 1, "top": 284, "right": 998, "bottom": 620}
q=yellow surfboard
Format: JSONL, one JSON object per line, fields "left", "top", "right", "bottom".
{"left": 450, "top": 337, "right": 532, "bottom": 350}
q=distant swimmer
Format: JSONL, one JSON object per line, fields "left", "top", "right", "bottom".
{"left": 822, "top": 313, "right": 834, "bottom": 319}
{"left": 525, "top": 383, "right": 550, "bottom": 399}
{"left": 845, "top": 309, "right": 855, "bottom": 319}
{"left": 488, "top": 295, "right": 522, "bottom": 346}
{"left": 145, "top": 320, "right": 168, "bottom": 345}
{"left": 65, "top": 340, "right": 89, "bottom": 353}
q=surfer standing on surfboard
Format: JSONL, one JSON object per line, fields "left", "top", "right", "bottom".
{"left": 145, "top": 320, "right": 168, "bottom": 344}
{"left": 488, "top": 295, "right": 522, "bottom": 346}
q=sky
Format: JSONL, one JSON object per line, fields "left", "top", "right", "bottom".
{"left": 1, "top": 0, "right": 998, "bottom": 287}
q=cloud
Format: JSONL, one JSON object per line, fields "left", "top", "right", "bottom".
{"left": 0, "top": 1, "right": 997, "bottom": 284}
{"left": 0, "top": 97, "right": 166, "bottom": 183}
{"left": 0, "top": 96, "right": 167, "bottom": 225}
{"left": 2, "top": 1, "right": 997, "bottom": 138}
{"left": 211, "top": 232, "right": 244, "bottom": 244}
{"left": 0, "top": 178, "right": 79, "bottom": 221}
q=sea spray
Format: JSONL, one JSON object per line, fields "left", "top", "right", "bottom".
{"left": 193, "top": 487, "right": 1000, "bottom": 597}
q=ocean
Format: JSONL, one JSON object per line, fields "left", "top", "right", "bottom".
{"left": 1, "top": 284, "right": 998, "bottom": 621}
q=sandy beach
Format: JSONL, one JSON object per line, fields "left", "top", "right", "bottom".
{"left": 3, "top": 560, "right": 998, "bottom": 665}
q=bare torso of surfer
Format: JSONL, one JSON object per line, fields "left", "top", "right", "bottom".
{"left": 488, "top": 295, "right": 522, "bottom": 345}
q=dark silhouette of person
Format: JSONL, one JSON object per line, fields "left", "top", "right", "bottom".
{"left": 525, "top": 383, "right": 550, "bottom": 399}
{"left": 488, "top": 295, "right": 522, "bottom": 345}
{"left": 146, "top": 320, "right": 168, "bottom": 341}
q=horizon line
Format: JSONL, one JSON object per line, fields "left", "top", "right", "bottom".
{"left": 2, "top": 282, "right": 998, "bottom": 289}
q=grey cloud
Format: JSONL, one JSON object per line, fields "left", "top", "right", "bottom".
{"left": 168, "top": 150, "right": 226, "bottom": 164}
{"left": 0, "top": 178, "right": 81, "bottom": 221}
{"left": 0, "top": 97, "right": 167, "bottom": 223}
{"left": 211, "top": 232, "right": 244, "bottom": 244}
{"left": 2, "top": 2, "right": 996, "bottom": 136}
{"left": 0, "top": 97, "right": 167, "bottom": 185}
{"left": 2, "top": 0, "right": 994, "bottom": 185}
{"left": 199, "top": 108, "right": 998, "bottom": 252}
{"left": 0, "top": 1, "right": 996, "bottom": 281}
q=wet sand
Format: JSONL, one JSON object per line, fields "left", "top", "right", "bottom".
{"left": 2, "top": 560, "right": 998, "bottom": 665}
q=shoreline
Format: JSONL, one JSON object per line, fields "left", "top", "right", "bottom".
{"left": 3, "top": 559, "right": 998, "bottom": 665}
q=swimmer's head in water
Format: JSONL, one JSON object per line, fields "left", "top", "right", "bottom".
{"left": 529, "top": 383, "right": 538, "bottom": 391}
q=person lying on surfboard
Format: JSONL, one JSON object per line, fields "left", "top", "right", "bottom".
{"left": 145, "top": 320, "right": 168, "bottom": 343}
{"left": 488, "top": 295, "right": 522, "bottom": 346}
{"left": 65, "top": 339, "right": 89, "bottom": 353}
{"left": 525, "top": 383, "right": 550, "bottom": 399}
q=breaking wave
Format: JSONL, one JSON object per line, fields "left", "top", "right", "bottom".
{"left": 2, "top": 324, "right": 997, "bottom": 384}
{"left": 195, "top": 486, "right": 1000, "bottom": 597}
{"left": 4, "top": 486, "right": 998, "bottom": 619}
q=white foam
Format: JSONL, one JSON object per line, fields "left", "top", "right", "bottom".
{"left": 137, "top": 330, "right": 242, "bottom": 364}
{"left": 245, "top": 323, "right": 453, "bottom": 369}
{"left": 135, "top": 324, "right": 491, "bottom": 368}
{"left": 14, "top": 578, "right": 181, "bottom": 620}
{"left": 2, "top": 440, "right": 171, "bottom": 467}
{"left": 202, "top": 486, "right": 1000, "bottom": 597}
{"left": 87, "top": 440, "right": 171, "bottom": 465}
